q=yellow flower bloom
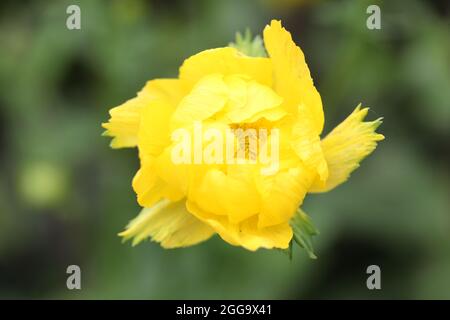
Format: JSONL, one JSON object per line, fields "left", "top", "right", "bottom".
{"left": 102, "top": 20, "right": 384, "bottom": 252}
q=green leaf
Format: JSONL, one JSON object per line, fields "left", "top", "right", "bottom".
{"left": 228, "top": 28, "right": 267, "bottom": 57}
{"left": 290, "top": 209, "right": 319, "bottom": 259}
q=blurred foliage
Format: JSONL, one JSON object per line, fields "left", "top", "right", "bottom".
{"left": 0, "top": 0, "right": 449, "bottom": 299}
{"left": 229, "top": 29, "right": 267, "bottom": 57}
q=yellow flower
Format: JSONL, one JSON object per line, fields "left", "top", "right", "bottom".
{"left": 102, "top": 20, "right": 384, "bottom": 251}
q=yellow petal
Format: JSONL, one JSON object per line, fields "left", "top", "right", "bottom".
{"left": 256, "top": 158, "right": 314, "bottom": 228}
{"left": 137, "top": 79, "right": 189, "bottom": 157}
{"left": 102, "top": 79, "right": 187, "bottom": 149}
{"left": 119, "top": 199, "right": 215, "bottom": 248}
{"left": 148, "top": 122, "right": 230, "bottom": 205}
{"left": 102, "top": 97, "right": 143, "bottom": 148}
{"left": 309, "top": 105, "right": 384, "bottom": 192}
{"left": 154, "top": 146, "right": 191, "bottom": 196}
{"left": 132, "top": 156, "right": 184, "bottom": 207}
{"left": 132, "top": 159, "right": 163, "bottom": 207}
{"left": 244, "top": 106, "right": 287, "bottom": 123}
{"left": 186, "top": 201, "right": 292, "bottom": 251}
{"left": 239, "top": 216, "right": 292, "bottom": 251}
{"left": 179, "top": 47, "right": 272, "bottom": 88}
{"left": 290, "top": 103, "right": 328, "bottom": 181}
{"left": 219, "top": 76, "right": 285, "bottom": 123}
{"left": 170, "top": 74, "right": 229, "bottom": 129}
{"left": 263, "top": 20, "right": 324, "bottom": 134}
{"left": 193, "top": 168, "right": 260, "bottom": 223}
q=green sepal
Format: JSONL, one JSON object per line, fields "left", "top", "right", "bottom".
{"left": 277, "top": 240, "right": 293, "bottom": 261}
{"left": 228, "top": 28, "right": 267, "bottom": 58}
{"left": 290, "top": 209, "right": 319, "bottom": 259}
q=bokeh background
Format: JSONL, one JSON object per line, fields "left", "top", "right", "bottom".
{"left": 0, "top": 0, "right": 449, "bottom": 299}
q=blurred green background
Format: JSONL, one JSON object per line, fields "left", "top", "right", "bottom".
{"left": 0, "top": 0, "right": 449, "bottom": 299}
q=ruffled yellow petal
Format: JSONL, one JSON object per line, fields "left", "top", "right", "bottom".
{"left": 186, "top": 201, "right": 292, "bottom": 251}
{"left": 132, "top": 159, "right": 164, "bottom": 207}
{"left": 179, "top": 47, "right": 272, "bottom": 88}
{"left": 244, "top": 106, "right": 287, "bottom": 123}
{"left": 128, "top": 79, "right": 190, "bottom": 208}
{"left": 218, "top": 76, "right": 285, "bottom": 123}
{"left": 263, "top": 20, "right": 324, "bottom": 134}
{"left": 154, "top": 146, "right": 191, "bottom": 196}
{"left": 193, "top": 168, "right": 260, "bottom": 223}
{"left": 137, "top": 79, "right": 189, "bottom": 157}
{"left": 172, "top": 74, "right": 285, "bottom": 129}
{"left": 170, "top": 74, "right": 229, "bottom": 129}
{"left": 141, "top": 122, "right": 231, "bottom": 208}
{"left": 309, "top": 105, "right": 384, "bottom": 192}
{"left": 103, "top": 79, "right": 187, "bottom": 150}
{"left": 256, "top": 160, "right": 313, "bottom": 228}
{"left": 290, "top": 103, "right": 328, "bottom": 181}
{"left": 132, "top": 156, "right": 184, "bottom": 207}
{"left": 102, "top": 97, "right": 143, "bottom": 148}
{"left": 119, "top": 199, "right": 215, "bottom": 248}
